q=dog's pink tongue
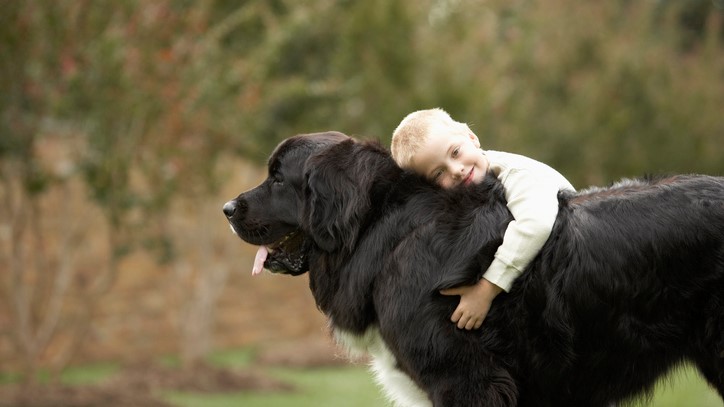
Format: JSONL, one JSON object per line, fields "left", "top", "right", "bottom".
{"left": 252, "top": 246, "right": 268, "bottom": 276}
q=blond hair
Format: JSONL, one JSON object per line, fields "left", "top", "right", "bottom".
{"left": 391, "top": 108, "right": 472, "bottom": 169}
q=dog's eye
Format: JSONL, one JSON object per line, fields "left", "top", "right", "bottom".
{"left": 273, "top": 174, "right": 284, "bottom": 184}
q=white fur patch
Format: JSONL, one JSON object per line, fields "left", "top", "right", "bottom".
{"left": 333, "top": 327, "right": 431, "bottom": 407}
{"left": 577, "top": 177, "right": 646, "bottom": 195}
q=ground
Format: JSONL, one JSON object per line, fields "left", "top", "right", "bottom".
{"left": 0, "top": 336, "right": 350, "bottom": 407}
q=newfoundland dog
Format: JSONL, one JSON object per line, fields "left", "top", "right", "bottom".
{"left": 223, "top": 132, "right": 723, "bottom": 406}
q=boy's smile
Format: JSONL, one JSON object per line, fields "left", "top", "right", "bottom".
{"left": 409, "top": 130, "right": 490, "bottom": 189}
{"left": 462, "top": 167, "right": 475, "bottom": 185}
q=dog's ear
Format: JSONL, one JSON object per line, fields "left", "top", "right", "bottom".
{"left": 302, "top": 141, "right": 372, "bottom": 253}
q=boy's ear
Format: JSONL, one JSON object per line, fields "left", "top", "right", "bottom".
{"left": 469, "top": 132, "right": 480, "bottom": 148}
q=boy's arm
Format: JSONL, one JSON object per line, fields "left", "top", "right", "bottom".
{"left": 483, "top": 168, "right": 563, "bottom": 292}
{"left": 440, "top": 162, "right": 572, "bottom": 329}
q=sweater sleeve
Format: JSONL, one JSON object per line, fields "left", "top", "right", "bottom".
{"left": 482, "top": 168, "right": 563, "bottom": 292}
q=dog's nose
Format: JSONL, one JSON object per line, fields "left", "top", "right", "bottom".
{"left": 223, "top": 201, "right": 236, "bottom": 218}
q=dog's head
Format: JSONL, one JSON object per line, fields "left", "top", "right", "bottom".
{"left": 223, "top": 131, "right": 350, "bottom": 275}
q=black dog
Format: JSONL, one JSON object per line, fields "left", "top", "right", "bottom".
{"left": 223, "top": 132, "right": 724, "bottom": 406}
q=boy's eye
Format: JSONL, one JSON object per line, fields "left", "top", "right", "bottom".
{"left": 452, "top": 147, "right": 459, "bottom": 158}
{"left": 432, "top": 169, "right": 443, "bottom": 180}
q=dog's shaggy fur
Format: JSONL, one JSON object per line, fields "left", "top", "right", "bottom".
{"left": 223, "top": 132, "right": 724, "bottom": 406}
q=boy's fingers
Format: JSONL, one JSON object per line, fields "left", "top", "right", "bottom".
{"left": 450, "top": 308, "right": 463, "bottom": 323}
{"left": 455, "top": 313, "right": 469, "bottom": 329}
{"left": 465, "top": 318, "right": 477, "bottom": 330}
{"left": 457, "top": 317, "right": 468, "bottom": 329}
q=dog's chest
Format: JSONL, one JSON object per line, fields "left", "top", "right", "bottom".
{"left": 332, "top": 326, "right": 431, "bottom": 407}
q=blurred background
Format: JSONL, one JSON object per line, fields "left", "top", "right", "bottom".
{"left": 1, "top": 1, "right": 722, "bottom": 406}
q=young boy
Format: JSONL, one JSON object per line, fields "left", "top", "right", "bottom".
{"left": 391, "top": 108, "right": 575, "bottom": 330}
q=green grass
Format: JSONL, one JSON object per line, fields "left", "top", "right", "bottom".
{"left": 0, "top": 362, "right": 121, "bottom": 386}
{"left": 2, "top": 348, "right": 720, "bottom": 406}
{"left": 164, "top": 366, "right": 391, "bottom": 407}
{"left": 206, "top": 347, "right": 256, "bottom": 368}
{"left": 58, "top": 362, "right": 121, "bottom": 385}
{"left": 164, "top": 361, "right": 721, "bottom": 407}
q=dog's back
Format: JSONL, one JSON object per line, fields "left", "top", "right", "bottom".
{"left": 366, "top": 173, "right": 724, "bottom": 406}
{"left": 515, "top": 174, "right": 724, "bottom": 404}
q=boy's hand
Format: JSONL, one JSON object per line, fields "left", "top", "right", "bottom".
{"left": 440, "top": 279, "right": 503, "bottom": 330}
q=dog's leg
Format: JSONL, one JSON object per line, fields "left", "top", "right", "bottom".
{"left": 427, "top": 370, "right": 518, "bottom": 407}
{"left": 370, "top": 356, "right": 431, "bottom": 407}
{"left": 693, "top": 357, "right": 724, "bottom": 399}
{"left": 692, "top": 351, "right": 724, "bottom": 399}
{"left": 689, "top": 316, "right": 724, "bottom": 400}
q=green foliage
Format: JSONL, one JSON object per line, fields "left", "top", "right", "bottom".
{"left": 395, "top": 0, "right": 723, "bottom": 186}
{"left": 5, "top": 1, "right": 720, "bottom": 192}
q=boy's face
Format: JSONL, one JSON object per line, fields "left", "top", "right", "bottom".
{"left": 409, "top": 129, "right": 490, "bottom": 189}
